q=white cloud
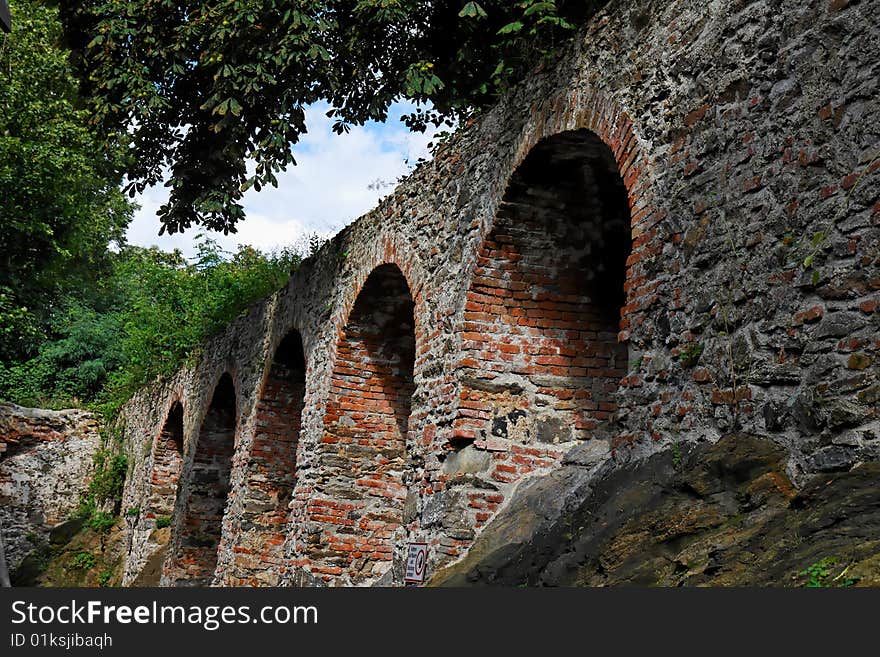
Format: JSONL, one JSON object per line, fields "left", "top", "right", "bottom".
{"left": 125, "top": 102, "right": 439, "bottom": 258}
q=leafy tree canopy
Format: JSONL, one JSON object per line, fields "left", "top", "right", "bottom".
{"left": 0, "top": 1, "right": 309, "bottom": 415}
{"left": 57, "top": 0, "right": 608, "bottom": 236}
{"left": 0, "top": 0, "right": 132, "bottom": 362}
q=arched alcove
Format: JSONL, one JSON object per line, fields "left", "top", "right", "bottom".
{"left": 146, "top": 401, "right": 184, "bottom": 527}
{"left": 172, "top": 373, "right": 237, "bottom": 586}
{"left": 315, "top": 263, "right": 416, "bottom": 583}
{"left": 236, "top": 330, "right": 306, "bottom": 583}
{"left": 454, "top": 129, "right": 632, "bottom": 463}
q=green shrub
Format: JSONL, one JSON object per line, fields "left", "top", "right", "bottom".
{"left": 801, "top": 557, "right": 857, "bottom": 588}
{"left": 98, "top": 569, "right": 114, "bottom": 587}
{"left": 70, "top": 551, "right": 96, "bottom": 571}
{"left": 1, "top": 238, "right": 301, "bottom": 414}
{"left": 677, "top": 342, "right": 704, "bottom": 367}
{"left": 87, "top": 512, "right": 117, "bottom": 535}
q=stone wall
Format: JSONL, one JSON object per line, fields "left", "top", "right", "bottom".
{"left": 0, "top": 403, "right": 100, "bottom": 574}
{"left": 117, "top": 0, "right": 879, "bottom": 587}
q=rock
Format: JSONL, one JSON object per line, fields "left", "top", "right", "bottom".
{"left": 763, "top": 400, "right": 789, "bottom": 431}
{"left": 49, "top": 518, "right": 86, "bottom": 546}
{"left": 403, "top": 490, "right": 418, "bottom": 524}
{"left": 790, "top": 393, "right": 823, "bottom": 434}
{"left": 751, "top": 362, "right": 803, "bottom": 386}
{"left": 428, "top": 465, "right": 595, "bottom": 586}
{"left": 825, "top": 399, "right": 865, "bottom": 428}
{"left": 431, "top": 435, "right": 880, "bottom": 587}
{"left": 563, "top": 439, "right": 611, "bottom": 467}
{"left": 858, "top": 386, "right": 880, "bottom": 405}
{"left": 0, "top": 403, "right": 100, "bottom": 576}
{"left": 814, "top": 313, "right": 866, "bottom": 339}
{"left": 846, "top": 353, "right": 873, "bottom": 370}
{"left": 809, "top": 445, "right": 859, "bottom": 473}
{"left": 441, "top": 445, "right": 492, "bottom": 476}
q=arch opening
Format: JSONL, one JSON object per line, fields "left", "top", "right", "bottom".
{"left": 172, "top": 373, "right": 237, "bottom": 586}
{"left": 314, "top": 263, "right": 415, "bottom": 583}
{"left": 237, "top": 330, "right": 306, "bottom": 584}
{"left": 454, "top": 129, "right": 632, "bottom": 474}
{"left": 146, "top": 401, "right": 184, "bottom": 528}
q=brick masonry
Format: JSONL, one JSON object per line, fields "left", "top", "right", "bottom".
{"left": 229, "top": 331, "right": 305, "bottom": 585}
{"left": 145, "top": 401, "right": 183, "bottom": 524}
{"left": 163, "top": 374, "right": 237, "bottom": 586}
{"left": 117, "top": 0, "right": 879, "bottom": 586}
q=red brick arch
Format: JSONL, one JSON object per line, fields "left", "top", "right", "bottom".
{"left": 168, "top": 372, "right": 238, "bottom": 586}
{"left": 308, "top": 262, "right": 417, "bottom": 583}
{"left": 521, "top": 89, "right": 660, "bottom": 341}
{"left": 448, "top": 91, "right": 651, "bottom": 495}
{"left": 145, "top": 398, "right": 185, "bottom": 525}
{"left": 234, "top": 328, "right": 307, "bottom": 585}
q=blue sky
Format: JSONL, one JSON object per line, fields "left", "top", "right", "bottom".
{"left": 125, "top": 102, "right": 440, "bottom": 257}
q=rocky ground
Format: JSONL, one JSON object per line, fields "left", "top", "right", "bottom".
{"left": 12, "top": 518, "right": 128, "bottom": 587}
{"left": 431, "top": 434, "right": 880, "bottom": 587}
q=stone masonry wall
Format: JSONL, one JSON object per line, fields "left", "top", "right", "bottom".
{"left": 116, "top": 0, "right": 879, "bottom": 587}
{"left": 305, "top": 264, "right": 416, "bottom": 583}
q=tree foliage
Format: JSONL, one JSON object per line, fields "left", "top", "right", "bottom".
{"left": 57, "top": 0, "right": 608, "bottom": 235}
{"left": 108, "top": 237, "right": 300, "bottom": 405}
{"left": 0, "top": 238, "right": 301, "bottom": 411}
{"left": 0, "top": 0, "right": 132, "bottom": 363}
{"left": 0, "top": 1, "right": 308, "bottom": 414}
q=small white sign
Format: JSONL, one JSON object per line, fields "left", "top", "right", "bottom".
{"left": 404, "top": 542, "right": 429, "bottom": 583}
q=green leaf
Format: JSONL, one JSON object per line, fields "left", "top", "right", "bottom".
{"left": 498, "top": 21, "right": 524, "bottom": 34}
{"left": 523, "top": 2, "right": 557, "bottom": 17}
{"left": 50, "top": 0, "right": 607, "bottom": 236}
{"left": 459, "top": 2, "right": 487, "bottom": 19}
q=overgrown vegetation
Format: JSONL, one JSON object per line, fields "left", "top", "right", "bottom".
{"left": 0, "top": 0, "right": 131, "bottom": 367}
{"left": 0, "top": 237, "right": 301, "bottom": 414}
{"left": 70, "top": 550, "right": 97, "bottom": 571}
{"left": 800, "top": 557, "right": 857, "bottom": 588}
{"left": 677, "top": 342, "right": 704, "bottom": 368}
{"left": 0, "top": 6, "right": 310, "bottom": 586}
{"left": 76, "top": 448, "right": 127, "bottom": 520}
{"left": 98, "top": 568, "right": 114, "bottom": 587}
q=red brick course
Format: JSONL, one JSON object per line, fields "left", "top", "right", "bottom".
{"left": 308, "top": 264, "right": 416, "bottom": 583}
{"left": 167, "top": 374, "right": 237, "bottom": 586}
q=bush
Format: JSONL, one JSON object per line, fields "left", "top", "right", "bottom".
{"left": 1, "top": 238, "right": 301, "bottom": 413}
{"left": 76, "top": 449, "right": 128, "bottom": 524}
{"left": 98, "top": 569, "right": 114, "bottom": 587}
{"left": 70, "top": 551, "right": 96, "bottom": 571}
{"left": 87, "top": 512, "right": 117, "bottom": 535}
